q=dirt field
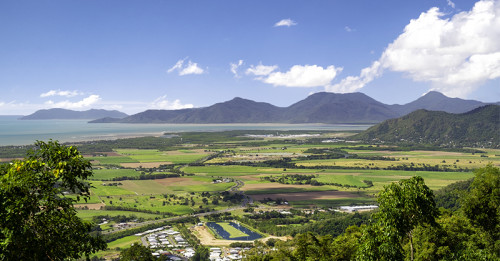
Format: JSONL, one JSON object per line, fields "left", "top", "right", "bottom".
{"left": 120, "top": 162, "right": 172, "bottom": 168}
{"left": 249, "top": 191, "right": 360, "bottom": 201}
{"left": 75, "top": 202, "right": 105, "bottom": 210}
{"left": 241, "top": 183, "right": 328, "bottom": 191}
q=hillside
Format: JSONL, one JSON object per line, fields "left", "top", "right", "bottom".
{"left": 21, "top": 108, "right": 128, "bottom": 120}
{"left": 352, "top": 105, "right": 500, "bottom": 147}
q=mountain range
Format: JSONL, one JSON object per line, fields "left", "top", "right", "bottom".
{"left": 20, "top": 108, "right": 128, "bottom": 120}
{"left": 352, "top": 105, "right": 500, "bottom": 146}
{"left": 88, "top": 91, "right": 498, "bottom": 124}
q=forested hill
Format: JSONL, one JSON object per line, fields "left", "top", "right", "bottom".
{"left": 21, "top": 108, "right": 128, "bottom": 120}
{"left": 352, "top": 105, "right": 500, "bottom": 147}
{"left": 89, "top": 91, "right": 495, "bottom": 124}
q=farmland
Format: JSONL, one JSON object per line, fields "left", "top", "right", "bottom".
{"left": 1, "top": 130, "right": 498, "bottom": 258}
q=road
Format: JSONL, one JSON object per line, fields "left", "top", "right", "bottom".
{"left": 102, "top": 178, "right": 251, "bottom": 235}
{"left": 101, "top": 206, "right": 245, "bottom": 235}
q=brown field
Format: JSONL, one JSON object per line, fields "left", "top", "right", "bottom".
{"left": 75, "top": 203, "right": 105, "bottom": 210}
{"left": 242, "top": 183, "right": 329, "bottom": 191}
{"left": 0, "top": 158, "right": 21, "bottom": 162}
{"left": 250, "top": 191, "right": 360, "bottom": 201}
{"left": 120, "top": 162, "right": 172, "bottom": 168}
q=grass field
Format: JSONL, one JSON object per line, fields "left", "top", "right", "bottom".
{"left": 107, "top": 235, "right": 141, "bottom": 249}
{"left": 77, "top": 210, "right": 162, "bottom": 221}
{"left": 91, "top": 169, "right": 140, "bottom": 180}
{"left": 115, "top": 149, "right": 211, "bottom": 164}
{"left": 217, "top": 222, "right": 249, "bottom": 238}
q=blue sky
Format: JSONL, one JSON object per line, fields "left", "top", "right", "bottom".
{"left": 1, "top": 0, "right": 499, "bottom": 115}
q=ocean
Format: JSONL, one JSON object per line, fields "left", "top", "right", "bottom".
{"left": 0, "top": 116, "right": 371, "bottom": 146}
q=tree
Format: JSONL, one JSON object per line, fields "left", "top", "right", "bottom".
{"left": 0, "top": 141, "right": 106, "bottom": 260}
{"left": 192, "top": 245, "right": 209, "bottom": 261}
{"left": 462, "top": 164, "right": 499, "bottom": 234}
{"left": 358, "top": 176, "right": 439, "bottom": 260}
{"left": 119, "top": 243, "right": 154, "bottom": 261}
{"left": 461, "top": 164, "right": 499, "bottom": 254}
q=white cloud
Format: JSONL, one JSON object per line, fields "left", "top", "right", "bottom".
{"left": 246, "top": 64, "right": 278, "bottom": 76}
{"left": 167, "top": 59, "right": 205, "bottom": 76}
{"left": 45, "top": 95, "right": 101, "bottom": 109}
{"left": 150, "top": 95, "right": 194, "bottom": 110}
{"left": 40, "top": 90, "right": 82, "bottom": 98}
{"left": 332, "top": 0, "right": 500, "bottom": 98}
{"left": 167, "top": 59, "right": 185, "bottom": 73}
{"left": 327, "top": 61, "right": 381, "bottom": 93}
{"left": 250, "top": 64, "right": 342, "bottom": 88}
{"left": 274, "top": 19, "right": 297, "bottom": 27}
{"left": 344, "top": 26, "right": 354, "bottom": 32}
{"left": 447, "top": 0, "right": 456, "bottom": 8}
{"left": 230, "top": 60, "right": 244, "bottom": 78}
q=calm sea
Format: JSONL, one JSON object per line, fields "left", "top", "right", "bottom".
{"left": 0, "top": 116, "right": 371, "bottom": 146}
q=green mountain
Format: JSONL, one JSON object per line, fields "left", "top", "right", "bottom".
{"left": 21, "top": 108, "right": 128, "bottom": 120}
{"left": 352, "top": 105, "right": 500, "bottom": 147}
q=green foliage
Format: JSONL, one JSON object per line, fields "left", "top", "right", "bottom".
{"left": 434, "top": 178, "right": 473, "bottom": 211}
{"left": 119, "top": 243, "right": 154, "bottom": 261}
{"left": 461, "top": 164, "right": 500, "bottom": 236}
{"left": 353, "top": 105, "right": 500, "bottom": 148}
{"left": 0, "top": 140, "right": 106, "bottom": 260}
{"left": 359, "top": 176, "right": 439, "bottom": 260}
{"left": 192, "top": 245, "right": 209, "bottom": 261}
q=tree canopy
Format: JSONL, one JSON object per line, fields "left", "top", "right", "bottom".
{"left": 0, "top": 140, "right": 106, "bottom": 260}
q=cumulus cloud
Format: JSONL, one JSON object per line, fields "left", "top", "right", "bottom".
{"left": 345, "top": 26, "right": 354, "bottom": 32}
{"left": 150, "top": 95, "right": 194, "bottom": 110}
{"left": 248, "top": 64, "right": 342, "bottom": 88}
{"left": 45, "top": 95, "right": 101, "bottom": 109}
{"left": 246, "top": 63, "right": 278, "bottom": 76}
{"left": 331, "top": 0, "right": 500, "bottom": 98}
{"left": 40, "top": 90, "right": 83, "bottom": 98}
{"left": 167, "top": 59, "right": 205, "bottom": 75}
{"left": 230, "top": 60, "right": 244, "bottom": 78}
{"left": 274, "top": 19, "right": 297, "bottom": 27}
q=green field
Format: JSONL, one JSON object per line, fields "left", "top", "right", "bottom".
{"left": 77, "top": 210, "right": 162, "bottom": 221}
{"left": 92, "top": 169, "right": 140, "bottom": 180}
{"left": 115, "top": 149, "right": 210, "bottom": 164}
{"left": 217, "top": 222, "right": 249, "bottom": 238}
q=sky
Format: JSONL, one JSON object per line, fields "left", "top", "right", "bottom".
{"left": 1, "top": 0, "right": 499, "bottom": 115}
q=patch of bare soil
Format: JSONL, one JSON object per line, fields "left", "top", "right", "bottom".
{"left": 0, "top": 158, "right": 21, "bottom": 162}
{"left": 242, "top": 183, "right": 321, "bottom": 191}
{"left": 75, "top": 202, "right": 105, "bottom": 210}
